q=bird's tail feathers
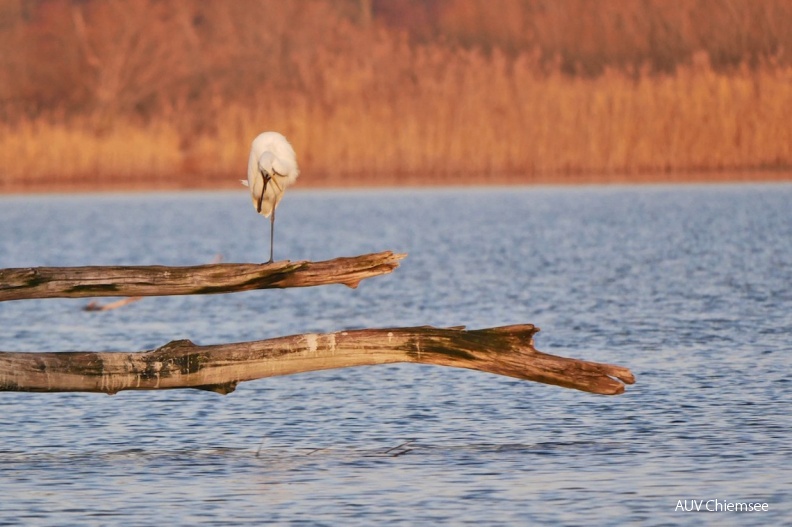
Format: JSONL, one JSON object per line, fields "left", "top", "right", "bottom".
{"left": 241, "top": 180, "right": 249, "bottom": 187}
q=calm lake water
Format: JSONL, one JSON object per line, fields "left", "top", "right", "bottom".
{"left": 0, "top": 185, "right": 790, "bottom": 526}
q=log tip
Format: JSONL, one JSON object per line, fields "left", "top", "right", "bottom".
{"left": 602, "top": 382, "right": 626, "bottom": 395}
{"left": 598, "top": 362, "right": 635, "bottom": 386}
{"left": 339, "top": 251, "right": 407, "bottom": 288}
{"left": 613, "top": 368, "right": 636, "bottom": 385}
{"left": 590, "top": 367, "right": 635, "bottom": 395}
{"left": 569, "top": 362, "right": 635, "bottom": 395}
{"left": 374, "top": 251, "right": 407, "bottom": 269}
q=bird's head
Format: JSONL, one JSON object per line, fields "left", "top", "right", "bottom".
{"left": 257, "top": 151, "right": 276, "bottom": 177}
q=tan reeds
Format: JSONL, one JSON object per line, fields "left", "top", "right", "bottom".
{"left": 1, "top": 1, "right": 791, "bottom": 191}
{"left": 1, "top": 119, "right": 182, "bottom": 191}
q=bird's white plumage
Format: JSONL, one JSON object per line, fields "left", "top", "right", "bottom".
{"left": 246, "top": 131, "right": 299, "bottom": 217}
{"left": 244, "top": 131, "right": 299, "bottom": 263}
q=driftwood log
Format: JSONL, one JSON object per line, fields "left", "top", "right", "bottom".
{"left": 0, "top": 251, "right": 636, "bottom": 397}
{"left": 0, "top": 325, "right": 634, "bottom": 395}
{"left": 0, "top": 251, "right": 405, "bottom": 301}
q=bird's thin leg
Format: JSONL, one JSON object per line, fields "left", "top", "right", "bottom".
{"left": 267, "top": 207, "right": 275, "bottom": 264}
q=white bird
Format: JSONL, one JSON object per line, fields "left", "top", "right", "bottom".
{"left": 243, "top": 132, "right": 299, "bottom": 263}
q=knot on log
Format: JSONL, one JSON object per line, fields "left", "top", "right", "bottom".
{"left": 467, "top": 324, "right": 540, "bottom": 347}
{"left": 151, "top": 339, "right": 198, "bottom": 354}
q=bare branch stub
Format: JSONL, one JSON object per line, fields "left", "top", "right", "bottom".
{"left": 0, "top": 325, "right": 635, "bottom": 396}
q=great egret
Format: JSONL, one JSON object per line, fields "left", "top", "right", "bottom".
{"left": 243, "top": 132, "right": 299, "bottom": 263}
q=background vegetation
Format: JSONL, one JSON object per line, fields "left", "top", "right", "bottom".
{"left": 1, "top": 0, "right": 791, "bottom": 191}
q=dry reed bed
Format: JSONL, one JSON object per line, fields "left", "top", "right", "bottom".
{"left": 2, "top": 47, "right": 791, "bottom": 190}
{"left": 3, "top": 0, "right": 792, "bottom": 189}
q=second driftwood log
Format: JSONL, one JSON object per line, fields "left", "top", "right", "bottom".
{"left": 0, "top": 325, "right": 635, "bottom": 396}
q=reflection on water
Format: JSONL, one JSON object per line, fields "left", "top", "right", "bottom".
{"left": 1, "top": 184, "right": 790, "bottom": 526}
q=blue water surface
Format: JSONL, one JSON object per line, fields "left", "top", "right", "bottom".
{"left": 0, "top": 184, "right": 790, "bottom": 526}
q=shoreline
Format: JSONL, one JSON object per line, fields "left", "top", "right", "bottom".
{"left": 1, "top": 170, "right": 790, "bottom": 195}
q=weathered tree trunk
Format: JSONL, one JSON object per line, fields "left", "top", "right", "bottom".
{"left": 0, "top": 251, "right": 405, "bottom": 301}
{"left": 0, "top": 251, "right": 637, "bottom": 397}
{"left": 0, "top": 325, "right": 634, "bottom": 395}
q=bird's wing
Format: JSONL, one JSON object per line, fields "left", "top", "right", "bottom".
{"left": 272, "top": 156, "right": 299, "bottom": 183}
